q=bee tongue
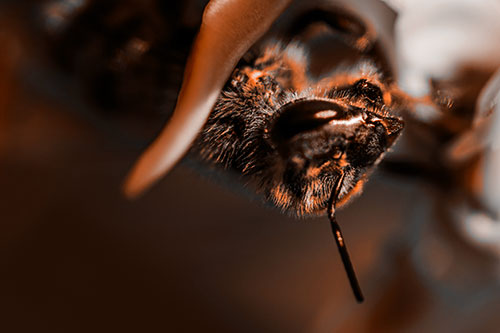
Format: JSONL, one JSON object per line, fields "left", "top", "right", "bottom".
{"left": 327, "top": 172, "right": 364, "bottom": 303}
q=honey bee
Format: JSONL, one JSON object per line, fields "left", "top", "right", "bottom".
{"left": 191, "top": 40, "right": 406, "bottom": 303}
{"left": 33, "top": 0, "right": 412, "bottom": 302}
{"left": 194, "top": 42, "right": 404, "bottom": 217}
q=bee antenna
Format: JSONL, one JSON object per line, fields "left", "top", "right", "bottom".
{"left": 327, "top": 172, "right": 364, "bottom": 303}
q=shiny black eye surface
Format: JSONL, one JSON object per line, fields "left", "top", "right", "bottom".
{"left": 354, "top": 79, "right": 383, "bottom": 104}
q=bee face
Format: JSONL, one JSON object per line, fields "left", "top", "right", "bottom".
{"left": 194, "top": 43, "right": 405, "bottom": 216}
{"left": 268, "top": 99, "right": 403, "bottom": 215}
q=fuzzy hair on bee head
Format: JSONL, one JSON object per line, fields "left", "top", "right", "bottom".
{"left": 193, "top": 41, "right": 405, "bottom": 216}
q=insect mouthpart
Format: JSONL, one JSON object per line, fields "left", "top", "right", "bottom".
{"left": 327, "top": 172, "right": 364, "bottom": 303}
{"left": 267, "top": 97, "right": 402, "bottom": 302}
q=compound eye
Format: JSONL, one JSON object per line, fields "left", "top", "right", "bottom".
{"left": 355, "top": 79, "right": 383, "bottom": 104}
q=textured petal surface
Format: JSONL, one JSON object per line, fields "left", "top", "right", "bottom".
{"left": 123, "top": 0, "right": 292, "bottom": 198}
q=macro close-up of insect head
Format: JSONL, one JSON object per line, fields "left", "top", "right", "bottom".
{"left": 2, "top": 0, "right": 500, "bottom": 332}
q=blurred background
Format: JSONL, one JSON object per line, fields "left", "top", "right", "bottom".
{"left": 2, "top": 1, "right": 500, "bottom": 332}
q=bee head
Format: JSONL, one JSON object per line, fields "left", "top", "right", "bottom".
{"left": 264, "top": 98, "right": 403, "bottom": 215}
{"left": 113, "top": 0, "right": 407, "bottom": 216}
